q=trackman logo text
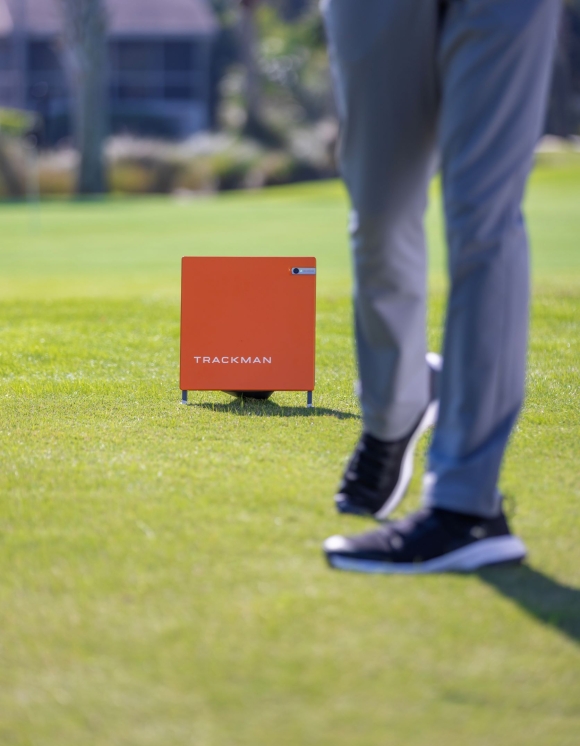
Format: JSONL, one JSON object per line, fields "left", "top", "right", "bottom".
{"left": 194, "top": 356, "right": 272, "bottom": 364}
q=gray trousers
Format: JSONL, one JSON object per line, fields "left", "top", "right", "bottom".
{"left": 323, "top": 0, "right": 561, "bottom": 517}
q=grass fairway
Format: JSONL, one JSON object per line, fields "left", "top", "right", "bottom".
{"left": 1, "top": 166, "right": 579, "bottom": 745}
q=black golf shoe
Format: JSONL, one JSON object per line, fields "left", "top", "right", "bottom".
{"left": 323, "top": 506, "right": 526, "bottom": 574}
{"left": 335, "top": 353, "right": 442, "bottom": 520}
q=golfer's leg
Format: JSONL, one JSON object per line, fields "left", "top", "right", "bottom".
{"left": 322, "top": 0, "right": 440, "bottom": 440}
{"left": 426, "top": 0, "right": 561, "bottom": 517}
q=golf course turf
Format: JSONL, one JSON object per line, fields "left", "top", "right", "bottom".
{"left": 1, "top": 165, "right": 579, "bottom": 744}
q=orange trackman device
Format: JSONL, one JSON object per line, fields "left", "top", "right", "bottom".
{"left": 180, "top": 257, "right": 316, "bottom": 406}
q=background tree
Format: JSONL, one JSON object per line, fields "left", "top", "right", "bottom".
{"left": 230, "top": 0, "right": 332, "bottom": 144}
{"left": 238, "top": 0, "right": 285, "bottom": 143}
{"left": 0, "top": 133, "right": 24, "bottom": 198}
{"left": 0, "top": 107, "right": 37, "bottom": 199}
{"left": 258, "top": 1, "right": 332, "bottom": 125}
{"left": 58, "top": 0, "right": 108, "bottom": 195}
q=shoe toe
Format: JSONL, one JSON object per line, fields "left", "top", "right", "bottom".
{"left": 334, "top": 494, "right": 372, "bottom": 516}
{"left": 323, "top": 535, "right": 352, "bottom": 553}
{"left": 426, "top": 351, "right": 443, "bottom": 371}
{"left": 334, "top": 494, "right": 351, "bottom": 512}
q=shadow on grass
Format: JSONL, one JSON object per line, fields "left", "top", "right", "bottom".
{"left": 189, "top": 399, "right": 360, "bottom": 420}
{"left": 479, "top": 564, "right": 580, "bottom": 645}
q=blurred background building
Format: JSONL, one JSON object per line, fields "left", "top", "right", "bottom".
{"left": 0, "top": 0, "right": 579, "bottom": 198}
{"left": 0, "top": 0, "right": 218, "bottom": 144}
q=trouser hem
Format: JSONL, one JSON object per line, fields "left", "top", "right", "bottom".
{"left": 423, "top": 488, "right": 503, "bottom": 520}
{"left": 363, "top": 400, "right": 428, "bottom": 442}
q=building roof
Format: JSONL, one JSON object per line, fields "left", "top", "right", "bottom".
{"left": 0, "top": 0, "right": 218, "bottom": 38}
{"left": 0, "top": 1, "right": 12, "bottom": 36}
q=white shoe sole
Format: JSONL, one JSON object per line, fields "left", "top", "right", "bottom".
{"left": 325, "top": 535, "right": 527, "bottom": 574}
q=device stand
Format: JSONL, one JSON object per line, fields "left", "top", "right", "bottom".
{"left": 181, "top": 390, "right": 313, "bottom": 408}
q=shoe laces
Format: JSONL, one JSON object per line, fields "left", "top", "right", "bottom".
{"left": 346, "top": 433, "right": 407, "bottom": 491}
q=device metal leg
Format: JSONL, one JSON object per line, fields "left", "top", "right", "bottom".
{"left": 307, "top": 391, "right": 313, "bottom": 408}
{"left": 181, "top": 390, "right": 188, "bottom": 404}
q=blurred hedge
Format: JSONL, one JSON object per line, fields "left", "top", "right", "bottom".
{"left": 0, "top": 127, "right": 337, "bottom": 199}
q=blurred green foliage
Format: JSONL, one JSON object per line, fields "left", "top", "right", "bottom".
{"left": 256, "top": 1, "right": 332, "bottom": 124}
{"left": 0, "top": 108, "right": 37, "bottom": 137}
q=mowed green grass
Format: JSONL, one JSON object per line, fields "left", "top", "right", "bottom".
{"left": 0, "top": 165, "right": 579, "bottom": 746}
